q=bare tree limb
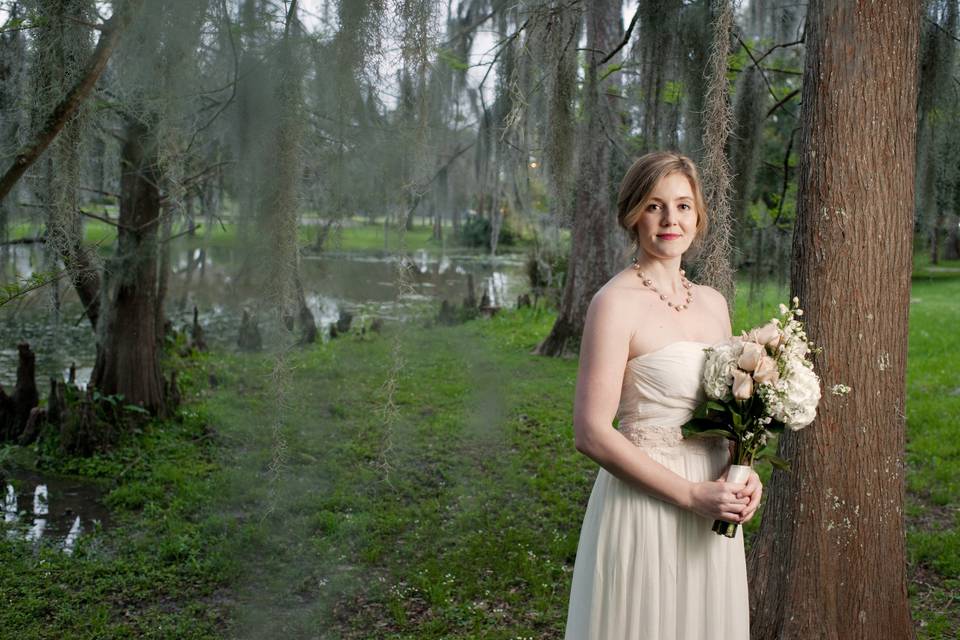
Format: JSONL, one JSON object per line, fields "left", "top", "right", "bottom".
{"left": 0, "top": 0, "right": 144, "bottom": 203}
{"left": 599, "top": 3, "right": 640, "bottom": 64}
{"left": 185, "top": 0, "right": 238, "bottom": 154}
{"left": 79, "top": 209, "right": 125, "bottom": 229}
{"left": 161, "top": 224, "right": 202, "bottom": 244}
{"left": 753, "top": 38, "right": 805, "bottom": 65}
{"left": 79, "top": 186, "right": 121, "bottom": 199}
{"left": 925, "top": 15, "right": 960, "bottom": 44}
{"left": 0, "top": 237, "right": 45, "bottom": 246}
{"left": 772, "top": 126, "right": 798, "bottom": 227}
{"left": 766, "top": 87, "right": 800, "bottom": 118}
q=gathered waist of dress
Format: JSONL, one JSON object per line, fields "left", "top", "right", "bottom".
{"left": 617, "top": 420, "right": 728, "bottom": 455}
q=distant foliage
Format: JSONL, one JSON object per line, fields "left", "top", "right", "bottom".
{"left": 458, "top": 214, "right": 515, "bottom": 249}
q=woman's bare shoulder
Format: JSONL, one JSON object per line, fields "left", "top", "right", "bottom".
{"left": 694, "top": 283, "right": 728, "bottom": 308}
{"left": 591, "top": 271, "right": 650, "bottom": 311}
{"left": 586, "top": 273, "right": 649, "bottom": 329}
{"left": 692, "top": 283, "right": 732, "bottom": 333}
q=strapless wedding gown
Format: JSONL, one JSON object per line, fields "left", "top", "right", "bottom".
{"left": 564, "top": 341, "right": 750, "bottom": 639}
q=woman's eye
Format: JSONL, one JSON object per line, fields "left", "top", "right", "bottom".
{"left": 679, "top": 203, "right": 690, "bottom": 210}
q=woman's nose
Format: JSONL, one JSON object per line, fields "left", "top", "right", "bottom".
{"left": 662, "top": 205, "right": 680, "bottom": 225}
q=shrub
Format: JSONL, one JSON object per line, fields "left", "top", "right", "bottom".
{"left": 458, "top": 214, "right": 515, "bottom": 249}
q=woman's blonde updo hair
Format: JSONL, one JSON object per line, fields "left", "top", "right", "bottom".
{"left": 617, "top": 151, "right": 709, "bottom": 253}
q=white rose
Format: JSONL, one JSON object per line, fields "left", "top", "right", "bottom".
{"left": 779, "top": 361, "right": 821, "bottom": 429}
{"left": 702, "top": 343, "right": 738, "bottom": 401}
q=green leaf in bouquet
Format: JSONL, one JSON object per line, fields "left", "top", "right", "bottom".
{"left": 682, "top": 427, "right": 734, "bottom": 440}
{"left": 731, "top": 411, "right": 744, "bottom": 433}
{"left": 706, "top": 400, "right": 728, "bottom": 414}
{"left": 692, "top": 402, "right": 710, "bottom": 420}
{"left": 681, "top": 418, "right": 725, "bottom": 435}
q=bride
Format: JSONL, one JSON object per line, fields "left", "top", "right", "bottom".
{"left": 564, "top": 151, "right": 761, "bottom": 639}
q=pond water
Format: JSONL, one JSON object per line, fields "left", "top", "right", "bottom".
{"left": 0, "top": 241, "right": 530, "bottom": 389}
{"left": 2, "top": 467, "right": 111, "bottom": 554}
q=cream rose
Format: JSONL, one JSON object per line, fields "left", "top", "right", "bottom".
{"left": 753, "top": 355, "right": 780, "bottom": 384}
{"left": 732, "top": 368, "right": 754, "bottom": 401}
{"left": 751, "top": 321, "right": 782, "bottom": 350}
{"left": 738, "top": 342, "right": 765, "bottom": 372}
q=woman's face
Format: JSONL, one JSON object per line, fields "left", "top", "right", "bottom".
{"left": 633, "top": 171, "right": 698, "bottom": 260}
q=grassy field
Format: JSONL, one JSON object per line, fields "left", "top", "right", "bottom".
{"left": 0, "top": 274, "right": 956, "bottom": 637}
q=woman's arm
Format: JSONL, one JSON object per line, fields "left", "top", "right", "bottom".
{"left": 573, "top": 290, "right": 749, "bottom": 523}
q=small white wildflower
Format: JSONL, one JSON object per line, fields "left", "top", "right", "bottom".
{"left": 830, "top": 383, "right": 851, "bottom": 396}
{"left": 779, "top": 303, "right": 789, "bottom": 315}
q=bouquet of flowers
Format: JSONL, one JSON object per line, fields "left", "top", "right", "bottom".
{"left": 683, "top": 297, "right": 824, "bottom": 537}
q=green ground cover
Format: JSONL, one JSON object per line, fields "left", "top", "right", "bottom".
{"left": 0, "top": 276, "right": 956, "bottom": 638}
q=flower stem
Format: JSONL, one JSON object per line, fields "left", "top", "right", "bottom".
{"left": 712, "top": 519, "right": 739, "bottom": 538}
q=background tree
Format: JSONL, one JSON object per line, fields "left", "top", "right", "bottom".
{"left": 536, "top": 0, "right": 622, "bottom": 357}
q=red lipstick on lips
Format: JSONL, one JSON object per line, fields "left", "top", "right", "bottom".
{"left": 656, "top": 233, "right": 682, "bottom": 240}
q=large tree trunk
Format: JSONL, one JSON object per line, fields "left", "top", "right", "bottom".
{"left": 747, "top": 2, "right": 920, "bottom": 639}
{"left": 537, "top": 0, "right": 622, "bottom": 357}
{"left": 89, "top": 119, "right": 165, "bottom": 414}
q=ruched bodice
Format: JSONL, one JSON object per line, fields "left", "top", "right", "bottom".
{"left": 615, "top": 340, "right": 722, "bottom": 452}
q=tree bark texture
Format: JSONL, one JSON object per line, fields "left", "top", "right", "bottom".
{"left": 89, "top": 119, "right": 165, "bottom": 414}
{"left": 747, "top": 2, "right": 920, "bottom": 639}
{"left": 537, "top": 0, "right": 622, "bottom": 357}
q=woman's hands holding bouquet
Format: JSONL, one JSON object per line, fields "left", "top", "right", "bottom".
{"left": 688, "top": 469, "right": 762, "bottom": 524}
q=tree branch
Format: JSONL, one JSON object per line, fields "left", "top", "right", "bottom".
{"left": 0, "top": 0, "right": 144, "bottom": 203}
{"left": 599, "top": 3, "right": 640, "bottom": 65}
{"left": 766, "top": 88, "right": 800, "bottom": 118}
{"left": 753, "top": 38, "right": 805, "bottom": 65}
{"left": 735, "top": 32, "right": 798, "bottom": 119}
{"left": 772, "top": 126, "right": 798, "bottom": 227}
{"left": 925, "top": 15, "right": 960, "bottom": 44}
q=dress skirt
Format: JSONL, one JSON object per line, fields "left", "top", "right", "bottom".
{"left": 563, "top": 439, "right": 750, "bottom": 640}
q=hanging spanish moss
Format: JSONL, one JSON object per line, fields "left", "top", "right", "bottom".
{"left": 26, "top": 0, "right": 95, "bottom": 331}
{"left": 694, "top": 0, "right": 736, "bottom": 305}
{"left": 538, "top": 0, "right": 581, "bottom": 230}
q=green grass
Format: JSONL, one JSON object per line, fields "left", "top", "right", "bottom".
{"left": 0, "top": 396, "right": 235, "bottom": 638}
{"left": 0, "top": 276, "right": 955, "bottom": 638}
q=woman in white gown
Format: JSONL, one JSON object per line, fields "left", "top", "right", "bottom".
{"left": 564, "top": 152, "right": 762, "bottom": 639}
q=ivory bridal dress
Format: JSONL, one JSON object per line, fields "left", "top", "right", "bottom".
{"left": 564, "top": 340, "right": 750, "bottom": 640}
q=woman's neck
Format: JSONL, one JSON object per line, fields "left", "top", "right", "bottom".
{"left": 632, "top": 254, "right": 685, "bottom": 295}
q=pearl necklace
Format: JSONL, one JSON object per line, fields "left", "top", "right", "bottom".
{"left": 630, "top": 258, "right": 695, "bottom": 311}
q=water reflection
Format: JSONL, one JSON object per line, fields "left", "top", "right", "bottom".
{"left": 2, "top": 470, "right": 109, "bottom": 555}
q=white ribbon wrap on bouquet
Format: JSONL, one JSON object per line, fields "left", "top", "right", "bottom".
{"left": 726, "top": 464, "right": 752, "bottom": 485}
